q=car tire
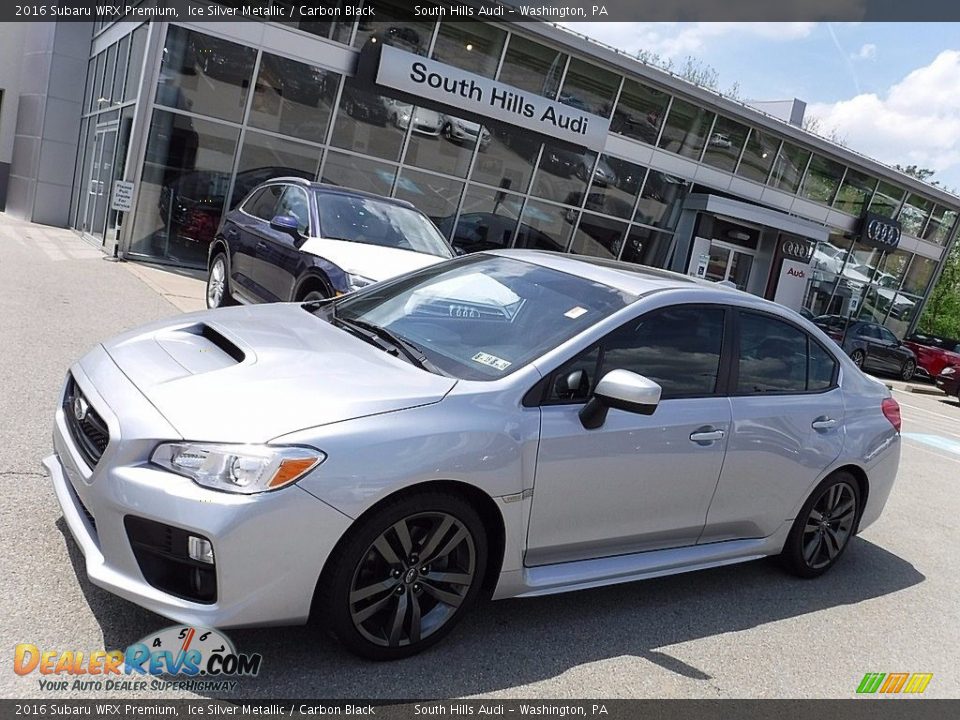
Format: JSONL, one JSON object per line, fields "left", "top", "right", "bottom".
{"left": 206, "top": 253, "right": 235, "bottom": 309}
{"left": 302, "top": 289, "right": 328, "bottom": 303}
{"left": 781, "top": 471, "right": 861, "bottom": 579}
{"left": 850, "top": 349, "right": 866, "bottom": 369}
{"left": 318, "top": 490, "right": 488, "bottom": 660}
{"left": 901, "top": 359, "right": 916, "bottom": 381}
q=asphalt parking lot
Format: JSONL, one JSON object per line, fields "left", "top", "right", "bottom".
{"left": 1, "top": 215, "right": 958, "bottom": 700}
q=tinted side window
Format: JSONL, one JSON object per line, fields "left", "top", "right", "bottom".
{"left": 738, "top": 312, "right": 808, "bottom": 393}
{"left": 277, "top": 186, "right": 311, "bottom": 234}
{"left": 808, "top": 340, "right": 838, "bottom": 391}
{"left": 856, "top": 324, "right": 880, "bottom": 339}
{"left": 600, "top": 306, "right": 725, "bottom": 398}
{"left": 738, "top": 312, "right": 837, "bottom": 394}
{"left": 879, "top": 327, "right": 899, "bottom": 344}
{"left": 246, "top": 184, "right": 283, "bottom": 221}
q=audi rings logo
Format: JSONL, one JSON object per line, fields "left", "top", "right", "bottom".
{"left": 860, "top": 212, "right": 903, "bottom": 250}
{"left": 781, "top": 239, "right": 814, "bottom": 261}
{"left": 867, "top": 219, "right": 901, "bottom": 248}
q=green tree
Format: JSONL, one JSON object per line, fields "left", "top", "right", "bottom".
{"left": 918, "top": 242, "right": 960, "bottom": 338}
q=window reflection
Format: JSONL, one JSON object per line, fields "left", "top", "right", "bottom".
{"left": 769, "top": 142, "right": 810, "bottom": 194}
{"left": 701, "top": 116, "right": 748, "bottom": 173}
{"left": 515, "top": 199, "right": 574, "bottom": 252}
{"left": 532, "top": 144, "right": 597, "bottom": 204}
{"left": 737, "top": 128, "right": 779, "bottom": 183}
{"left": 620, "top": 225, "right": 673, "bottom": 268}
{"left": 432, "top": 21, "right": 504, "bottom": 78}
{"left": 157, "top": 27, "right": 256, "bottom": 123}
{"left": 800, "top": 155, "right": 845, "bottom": 205}
{"left": 249, "top": 54, "right": 338, "bottom": 144}
{"left": 436, "top": 184, "right": 524, "bottom": 253}
{"left": 329, "top": 79, "right": 403, "bottom": 161}
{"left": 321, "top": 150, "right": 396, "bottom": 196}
{"left": 899, "top": 194, "right": 933, "bottom": 237}
{"left": 901, "top": 255, "right": 936, "bottom": 295}
{"left": 124, "top": 25, "right": 147, "bottom": 103}
{"left": 833, "top": 168, "right": 877, "bottom": 216}
{"left": 923, "top": 205, "right": 958, "bottom": 246}
{"left": 569, "top": 213, "right": 627, "bottom": 259}
{"left": 611, "top": 78, "right": 668, "bottom": 145}
{"left": 392, "top": 168, "right": 464, "bottom": 223}
{"left": 634, "top": 170, "right": 687, "bottom": 230}
{"left": 497, "top": 34, "right": 565, "bottom": 100}
{"left": 470, "top": 125, "right": 540, "bottom": 195}
{"left": 354, "top": 0, "right": 434, "bottom": 55}
{"left": 657, "top": 98, "right": 715, "bottom": 160}
{"left": 405, "top": 112, "right": 486, "bottom": 178}
{"left": 868, "top": 180, "right": 905, "bottom": 219}
{"left": 229, "top": 131, "right": 320, "bottom": 208}
{"left": 563, "top": 155, "right": 644, "bottom": 220}
{"left": 559, "top": 58, "right": 619, "bottom": 118}
{"left": 130, "top": 110, "right": 239, "bottom": 267}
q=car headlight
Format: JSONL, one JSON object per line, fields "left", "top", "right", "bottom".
{"left": 347, "top": 273, "right": 376, "bottom": 292}
{"left": 942, "top": 366, "right": 957, "bottom": 376}
{"left": 151, "top": 443, "right": 324, "bottom": 494}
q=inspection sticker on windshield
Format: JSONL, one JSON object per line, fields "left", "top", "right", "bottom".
{"left": 472, "top": 352, "right": 511, "bottom": 371}
{"left": 564, "top": 306, "right": 588, "bottom": 319}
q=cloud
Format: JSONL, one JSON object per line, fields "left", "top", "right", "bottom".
{"left": 557, "top": 22, "right": 818, "bottom": 59}
{"left": 852, "top": 43, "right": 877, "bottom": 60}
{"left": 806, "top": 50, "right": 960, "bottom": 183}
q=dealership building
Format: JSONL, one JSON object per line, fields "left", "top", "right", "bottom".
{"left": 1, "top": 1, "right": 958, "bottom": 338}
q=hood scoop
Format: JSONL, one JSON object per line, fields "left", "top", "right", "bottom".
{"left": 153, "top": 323, "right": 247, "bottom": 375}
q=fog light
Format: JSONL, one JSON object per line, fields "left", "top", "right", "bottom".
{"left": 188, "top": 536, "right": 215, "bottom": 564}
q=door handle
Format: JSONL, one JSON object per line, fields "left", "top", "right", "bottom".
{"left": 811, "top": 416, "right": 838, "bottom": 431}
{"left": 256, "top": 241, "right": 268, "bottom": 250}
{"left": 690, "top": 428, "right": 725, "bottom": 443}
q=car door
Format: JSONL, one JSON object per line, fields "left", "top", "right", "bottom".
{"left": 254, "top": 185, "right": 312, "bottom": 302}
{"left": 525, "top": 304, "right": 733, "bottom": 566}
{"left": 229, "top": 184, "right": 284, "bottom": 302}
{"left": 700, "top": 310, "right": 844, "bottom": 543}
{"left": 855, "top": 323, "right": 892, "bottom": 372}
{"left": 878, "top": 325, "right": 909, "bottom": 372}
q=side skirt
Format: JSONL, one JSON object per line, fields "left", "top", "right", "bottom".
{"left": 492, "top": 523, "right": 792, "bottom": 600}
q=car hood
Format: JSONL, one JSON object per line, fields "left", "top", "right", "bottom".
{"left": 299, "top": 237, "right": 448, "bottom": 282}
{"left": 98, "top": 304, "right": 457, "bottom": 443}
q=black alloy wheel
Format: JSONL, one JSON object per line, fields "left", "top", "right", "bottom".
{"left": 782, "top": 472, "right": 860, "bottom": 578}
{"left": 320, "top": 491, "right": 487, "bottom": 660}
{"left": 850, "top": 349, "right": 866, "bottom": 368}
{"left": 901, "top": 359, "right": 916, "bottom": 381}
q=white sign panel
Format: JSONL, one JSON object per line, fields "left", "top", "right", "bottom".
{"left": 774, "top": 259, "right": 811, "bottom": 311}
{"left": 376, "top": 44, "right": 611, "bottom": 152}
{"left": 111, "top": 181, "right": 135, "bottom": 212}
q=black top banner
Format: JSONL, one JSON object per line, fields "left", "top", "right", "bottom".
{"left": 6, "top": 0, "right": 960, "bottom": 23}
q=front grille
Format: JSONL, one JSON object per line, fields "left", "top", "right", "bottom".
{"left": 63, "top": 375, "right": 109, "bottom": 469}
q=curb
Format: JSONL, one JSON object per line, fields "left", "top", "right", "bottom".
{"left": 907, "top": 384, "right": 946, "bottom": 397}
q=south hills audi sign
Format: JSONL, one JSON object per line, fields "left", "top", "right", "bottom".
{"left": 375, "top": 44, "right": 610, "bottom": 151}
{"left": 859, "top": 211, "right": 903, "bottom": 251}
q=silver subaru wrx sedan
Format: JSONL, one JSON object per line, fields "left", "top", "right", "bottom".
{"left": 45, "top": 250, "right": 902, "bottom": 660}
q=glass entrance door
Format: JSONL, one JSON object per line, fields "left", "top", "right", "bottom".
{"left": 704, "top": 241, "right": 755, "bottom": 291}
{"left": 80, "top": 126, "right": 117, "bottom": 243}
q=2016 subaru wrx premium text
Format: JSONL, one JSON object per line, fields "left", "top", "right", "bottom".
{"left": 44, "top": 251, "right": 902, "bottom": 660}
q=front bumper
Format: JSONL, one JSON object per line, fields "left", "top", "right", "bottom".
{"left": 45, "top": 348, "right": 352, "bottom": 628}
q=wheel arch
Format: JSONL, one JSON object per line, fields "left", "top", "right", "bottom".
{"left": 293, "top": 271, "right": 335, "bottom": 301}
{"left": 208, "top": 237, "right": 229, "bottom": 269}
{"left": 834, "top": 463, "right": 870, "bottom": 532}
{"left": 310, "top": 479, "right": 507, "bottom": 619}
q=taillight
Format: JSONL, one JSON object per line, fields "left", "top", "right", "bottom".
{"left": 881, "top": 397, "right": 901, "bottom": 432}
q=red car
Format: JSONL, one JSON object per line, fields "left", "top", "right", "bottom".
{"left": 904, "top": 333, "right": 960, "bottom": 379}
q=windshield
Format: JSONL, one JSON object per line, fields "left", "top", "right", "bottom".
{"left": 316, "top": 193, "right": 453, "bottom": 258}
{"left": 330, "top": 254, "right": 635, "bottom": 380}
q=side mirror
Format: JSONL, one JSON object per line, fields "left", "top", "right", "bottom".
{"left": 579, "top": 369, "right": 661, "bottom": 429}
{"left": 270, "top": 214, "right": 301, "bottom": 236}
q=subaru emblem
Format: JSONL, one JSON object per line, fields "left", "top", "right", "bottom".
{"left": 73, "top": 395, "right": 88, "bottom": 422}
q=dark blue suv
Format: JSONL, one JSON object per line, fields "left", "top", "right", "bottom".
{"left": 206, "top": 178, "right": 454, "bottom": 307}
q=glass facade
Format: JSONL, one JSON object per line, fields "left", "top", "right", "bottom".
{"left": 65, "top": 19, "right": 955, "bottom": 345}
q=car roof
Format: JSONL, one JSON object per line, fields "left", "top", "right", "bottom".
{"left": 262, "top": 177, "right": 418, "bottom": 210}
{"left": 486, "top": 249, "right": 751, "bottom": 300}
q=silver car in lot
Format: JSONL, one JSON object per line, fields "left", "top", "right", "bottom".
{"left": 45, "top": 251, "right": 902, "bottom": 659}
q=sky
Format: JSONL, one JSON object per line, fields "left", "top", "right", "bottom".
{"left": 558, "top": 22, "right": 960, "bottom": 192}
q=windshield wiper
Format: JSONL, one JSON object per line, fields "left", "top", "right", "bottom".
{"left": 332, "top": 317, "right": 446, "bottom": 376}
